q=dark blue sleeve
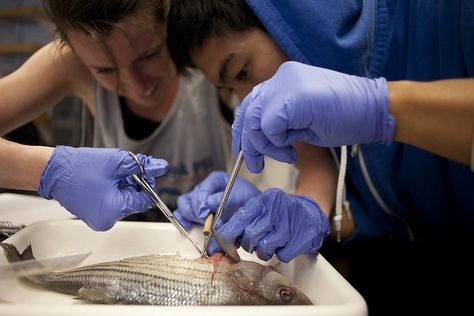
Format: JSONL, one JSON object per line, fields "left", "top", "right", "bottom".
{"left": 382, "top": 0, "right": 474, "bottom": 80}
{"left": 247, "top": 0, "right": 474, "bottom": 79}
{"left": 460, "top": 0, "right": 474, "bottom": 76}
{"left": 246, "top": 0, "right": 389, "bottom": 77}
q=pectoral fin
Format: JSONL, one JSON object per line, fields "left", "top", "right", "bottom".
{"left": 78, "top": 287, "right": 118, "bottom": 304}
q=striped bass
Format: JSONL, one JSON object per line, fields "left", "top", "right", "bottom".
{"left": 0, "top": 243, "right": 312, "bottom": 305}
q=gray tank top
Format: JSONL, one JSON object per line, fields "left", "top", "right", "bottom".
{"left": 93, "top": 70, "right": 231, "bottom": 210}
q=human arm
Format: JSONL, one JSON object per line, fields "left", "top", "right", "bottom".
{"left": 0, "top": 41, "right": 92, "bottom": 136}
{"left": 0, "top": 138, "right": 53, "bottom": 190}
{"left": 0, "top": 138, "right": 169, "bottom": 231}
{"left": 232, "top": 61, "right": 474, "bottom": 172}
{"left": 173, "top": 142, "right": 343, "bottom": 262}
{"left": 200, "top": 143, "right": 344, "bottom": 262}
{"left": 389, "top": 79, "right": 474, "bottom": 166}
{"left": 293, "top": 143, "right": 355, "bottom": 240}
{"left": 174, "top": 143, "right": 339, "bottom": 227}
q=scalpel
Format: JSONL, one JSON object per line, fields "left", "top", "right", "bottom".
{"left": 201, "top": 150, "right": 243, "bottom": 256}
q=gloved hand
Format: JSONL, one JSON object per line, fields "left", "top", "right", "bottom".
{"left": 38, "top": 146, "right": 169, "bottom": 231}
{"left": 232, "top": 61, "right": 394, "bottom": 172}
{"left": 174, "top": 171, "right": 261, "bottom": 230}
{"left": 208, "top": 188, "right": 330, "bottom": 263}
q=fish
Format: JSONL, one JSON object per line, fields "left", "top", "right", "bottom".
{"left": 0, "top": 243, "right": 312, "bottom": 306}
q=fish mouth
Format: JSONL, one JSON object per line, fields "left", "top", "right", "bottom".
{"left": 296, "top": 292, "right": 314, "bottom": 305}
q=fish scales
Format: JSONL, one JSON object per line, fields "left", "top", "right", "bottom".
{"left": 34, "top": 255, "right": 232, "bottom": 305}
{"left": 1, "top": 243, "right": 313, "bottom": 305}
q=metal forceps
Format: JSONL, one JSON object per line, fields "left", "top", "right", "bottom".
{"left": 128, "top": 151, "right": 203, "bottom": 254}
{"left": 201, "top": 150, "right": 244, "bottom": 257}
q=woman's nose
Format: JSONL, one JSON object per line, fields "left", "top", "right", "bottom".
{"left": 121, "top": 68, "right": 152, "bottom": 96}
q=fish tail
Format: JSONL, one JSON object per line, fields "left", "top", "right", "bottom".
{"left": 0, "top": 243, "right": 61, "bottom": 287}
{"left": 0, "top": 243, "right": 35, "bottom": 263}
{"left": 1, "top": 243, "right": 21, "bottom": 262}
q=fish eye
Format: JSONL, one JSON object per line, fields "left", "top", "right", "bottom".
{"left": 279, "top": 287, "right": 294, "bottom": 302}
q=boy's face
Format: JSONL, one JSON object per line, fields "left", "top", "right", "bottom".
{"left": 192, "top": 29, "right": 289, "bottom": 100}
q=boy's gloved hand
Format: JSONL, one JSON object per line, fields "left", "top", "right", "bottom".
{"left": 174, "top": 171, "right": 261, "bottom": 230}
{"left": 208, "top": 188, "right": 331, "bottom": 263}
{"left": 232, "top": 61, "right": 394, "bottom": 172}
{"left": 38, "top": 146, "right": 168, "bottom": 231}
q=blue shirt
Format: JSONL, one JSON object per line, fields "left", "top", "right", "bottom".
{"left": 246, "top": 0, "right": 474, "bottom": 242}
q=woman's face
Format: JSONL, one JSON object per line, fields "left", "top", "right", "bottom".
{"left": 66, "top": 10, "right": 176, "bottom": 108}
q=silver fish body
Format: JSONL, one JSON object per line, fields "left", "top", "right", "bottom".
{"left": 1, "top": 244, "right": 312, "bottom": 305}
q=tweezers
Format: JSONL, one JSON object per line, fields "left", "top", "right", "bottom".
{"left": 128, "top": 151, "right": 203, "bottom": 254}
{"left": 201, "top": 150, "right": 244, "bottom": 257}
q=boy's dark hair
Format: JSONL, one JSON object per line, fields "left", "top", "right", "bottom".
{"left": 167, "top": 0, "right": 264, "bottom": 76}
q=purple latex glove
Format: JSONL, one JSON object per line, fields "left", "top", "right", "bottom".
{"left": 208, "top": 188, "right": 330, "bottom": 263}
{"left": 232, "top": 61, "right": 394, "bottom": 172}
{"left": 174, "top": 171, "right": 261, "bottom": 230}
{"left": 38, "top": 146, "right": 168, "bottom": 231}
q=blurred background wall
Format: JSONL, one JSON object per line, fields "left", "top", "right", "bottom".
{"left": 0, "top": 0, "right": 92, "bottom": 194}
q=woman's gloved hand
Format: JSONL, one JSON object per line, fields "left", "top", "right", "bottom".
{"left": 232, "top": 61, "right": 394, "bottom": 172}
{"left": 208, "top": 188, "right": 330, "bottom": 263}
{"left": 174, "top": 171, "right": 261, "bottom": 230}
{"left": 38, "top": 146, "right": 169, "bottom": 231}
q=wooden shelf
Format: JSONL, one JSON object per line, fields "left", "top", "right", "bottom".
{"left": 0, "top": 43, "right": 43, "bottom": 54}
{"left": 0, "top": 6, "right": 46, "bottom": 19}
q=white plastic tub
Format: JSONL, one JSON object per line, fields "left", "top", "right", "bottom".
{"left": 0, "top": 194, "right": 367, "bottom": 315}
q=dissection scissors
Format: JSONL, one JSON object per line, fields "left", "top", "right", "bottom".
{"left": 128, "top": 151, "right": 203, "bottom": 254}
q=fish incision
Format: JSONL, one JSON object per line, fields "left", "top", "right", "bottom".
{"left": 0, "top": 243, "right": 313, "bottom": 305}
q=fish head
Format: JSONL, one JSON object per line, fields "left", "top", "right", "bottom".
{"left": 231, "top": 261, "right": 313, "bottom": 305}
